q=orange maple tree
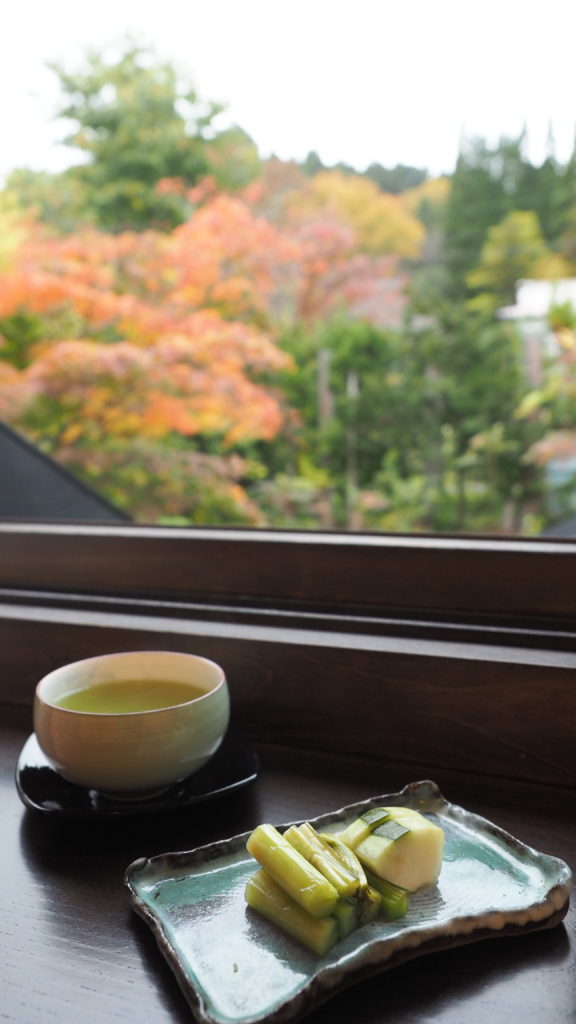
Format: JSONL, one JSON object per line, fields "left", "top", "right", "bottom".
{"left": 0, "top": 179, "right": 410, "bottom": 521}
{"left": 0, "top": 198, "right": 296, "bottom": 446}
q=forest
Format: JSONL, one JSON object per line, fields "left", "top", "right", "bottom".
{"left": 2, "top": 45, "right": 576, "bottom": 534}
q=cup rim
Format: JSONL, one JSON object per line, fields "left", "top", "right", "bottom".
{"left": 34, "top": 650, "right": 227, "bottom": 717}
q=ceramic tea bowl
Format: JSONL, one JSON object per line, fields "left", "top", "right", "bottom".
{"left": 33, "top": 650, "right": 230, "bottom": 794}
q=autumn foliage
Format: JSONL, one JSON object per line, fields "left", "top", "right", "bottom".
{"left": 1, "top": 201, "right": 290, "bottom": 440}
{"left": 0, "top": 176, "right": 409, "bottom": 522}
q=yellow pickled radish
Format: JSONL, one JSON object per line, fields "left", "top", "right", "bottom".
{"left": 344, "top": 807, "right": 444, "bottom": 892}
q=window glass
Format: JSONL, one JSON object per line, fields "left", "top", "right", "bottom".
{"left": 1, "top": 2, "right": 575, "bottom": 537}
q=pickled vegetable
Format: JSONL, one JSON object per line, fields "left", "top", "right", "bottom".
{"left": 337, "top": 807, "right": 391, "bottom": 849}
{"left": 283, "top": 824, "right": 360, "bottom": 897}
{"left": 245, "top": 806, "right": 444, "bottom": 955}
{"left": 245, "top": 869, "right": 339, "bottom": 955}
{"left": 364, "top": 870, "right": 409, "bottom": 920}
{"left": 339, "top": 806, "right": 444, "bottom": 891}
{"left": 246, "top": 823, "right": 339, "bottom": 918}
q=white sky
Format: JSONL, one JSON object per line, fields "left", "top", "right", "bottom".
{"left": 1, "top": 0, "right": 575, "bottom": 185}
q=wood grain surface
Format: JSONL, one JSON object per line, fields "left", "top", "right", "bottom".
{"left": 1, "top": 602, "right": 575, "bottom": 790}
{"left": 1, "top": 716, "right": 574, "bottom": 1024}
{"left": 1, "top": 523, "right": 576, "bottom": 622}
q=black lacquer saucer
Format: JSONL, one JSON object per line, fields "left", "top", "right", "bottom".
{"left": 16, "top": 731, "right": 259, "bottom": 818}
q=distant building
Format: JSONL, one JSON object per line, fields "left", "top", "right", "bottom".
{"left": 498, "top": 278, "right": 576, "bottom": 384}
{"left": 499, "top": 280, "right": 576, "bottom": 537}
{"left": 0, "top": 421, "right": 129, "bottom": 521}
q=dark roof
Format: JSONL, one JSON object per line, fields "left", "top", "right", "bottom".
{"left": 0, "top": 422, "right": 129, "bottom": 521}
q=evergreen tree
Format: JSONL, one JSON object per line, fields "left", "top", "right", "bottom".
{"left": 443, "top": 136, "right": 520, "bottom": 295}
{"left": 51, "top": 44, "right": 260, "bottom": 230}
{"left": 443, "top": 132, "right": 576, "bottom": 297}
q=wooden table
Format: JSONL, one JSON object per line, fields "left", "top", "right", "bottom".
{"left": 2, "top": 711, "right": 574, "bottom": 1024}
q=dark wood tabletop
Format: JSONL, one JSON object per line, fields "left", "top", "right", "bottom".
{"left": 2, "top": 713, "right": 574, "bottom": 1024}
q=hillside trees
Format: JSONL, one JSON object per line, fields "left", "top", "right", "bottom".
{"left": 298, "top": 152, "right": 428, "bottom": 194}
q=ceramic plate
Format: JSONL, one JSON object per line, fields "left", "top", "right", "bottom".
{"left": 16, "top": 731, "right": 259, "bottom": 818}
{"left": 124, "top": 780, "right": 572, "bottom": 1024}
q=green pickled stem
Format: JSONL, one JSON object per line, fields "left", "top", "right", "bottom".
{"left": 245, "top": 869, "right": 339, "bottom": 956}
{"left": 309, "top": 852, "right": 359, "bottom": 898}
{"left": 333, "top": 898, "right": 358, "bottom": 939}
{"left": 319, "top": 832, "right": 368, "bottom": 893}
{"left": 246, "top": 824, "right": 339, "bottom": 919}
{"left": 284, "top": 824, "right": 359, "bottom": 898}
{"left": 365, "top": 870, "right": 409, "bottom": 920}
{"left": 283, "top": 824, "right": 317, "bottom": 857}
{"left": 295, "top": 822, "right": 326, "bottom": 851}
{"left": 356, "top": 884, "right": 382, "bottom": 925}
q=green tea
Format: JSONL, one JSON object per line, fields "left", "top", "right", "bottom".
{"left": 55, "top": 679, "right": 207, "bottom": 713}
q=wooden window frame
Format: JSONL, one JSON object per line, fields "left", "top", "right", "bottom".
{"left": 1, "top": 522, "right": 574, "bottom": 793}
{"left": 0, "top": 522, "right": 574, "bottom": 626}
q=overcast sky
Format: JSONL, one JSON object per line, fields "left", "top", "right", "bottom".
{"left": 2, "top": 0, "right": 575, "bottom": 184}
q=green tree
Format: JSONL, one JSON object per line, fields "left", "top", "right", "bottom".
{"left": 517, "top": 129, "right": 576, "bottom": 247}
{"left": 260, "top": 304, "right": 541, "bottom": 533}
{"left": 467, "top": 210, "right": 567, "bottom": 309}
{"left": 443, "top": 136, "right": 521, "bottom": 295}
{"left": 254, "top": 303, "right": 540, "bottom": 533}
{"left": 443, "top": 132, "right": 576, "bottom": 299}
{"left": 51, "top": 44, "right": 260, "bottom": 230}
{"left": 379, "top": 305, "right": 539, "bottom": 532}
{"left": 560, "top": 202, "right": 576, "bottom": 268}
{"left": 249, "top": 319, "right": 407, "bottom": 527}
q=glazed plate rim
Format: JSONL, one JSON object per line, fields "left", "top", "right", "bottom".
{"left": 124, "top": 780, "right": 572, "bottom": 1024}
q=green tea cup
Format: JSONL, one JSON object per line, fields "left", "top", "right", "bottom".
{"left": 34, "top": 650, "right": 230, "bottom": 794}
